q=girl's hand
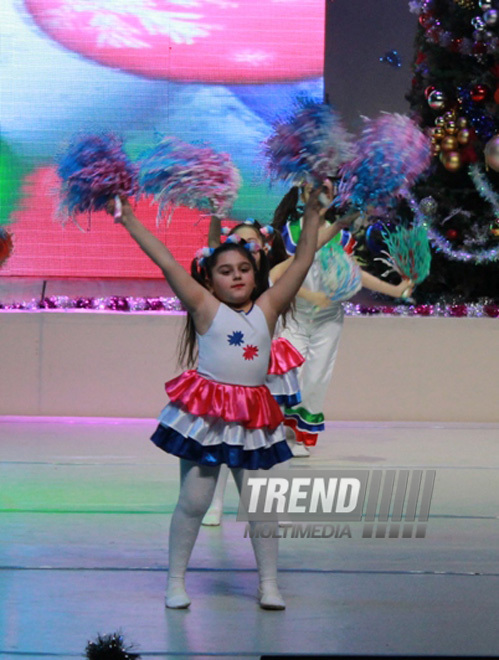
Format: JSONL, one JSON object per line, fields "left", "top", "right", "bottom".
{"left": 304, "top": 185, "right": 326, "bottom": 215}
{"left": 395, "top": 279, "right": 415, "bottom": 299}
{"left": 317, "top": 179, "right": 334, "bottom": 209}
{"left": 105, "top": 197, "right": 134, "bottom": 224}
{"left": 334, "top": 210, "right": 361, "bottom": 231}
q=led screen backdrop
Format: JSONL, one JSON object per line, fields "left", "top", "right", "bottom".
{"left": 0, "top": 0, "right": 325, "bottom": 276}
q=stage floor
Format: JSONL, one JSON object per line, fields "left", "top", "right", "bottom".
{"left": 1, "top": 417, "right": 498, "bottom": 659}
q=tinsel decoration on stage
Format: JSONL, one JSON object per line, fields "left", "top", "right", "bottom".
{"left": 0, "top": 227, "right": 13, "bottom": 268}
{"left": 85, "top": 632, "right": 141, "bottom": 660}
{"left": 334, "top": 113, "right": 432, "bottom": 212}
{"left": 376, "top": 225, "right": 432, "bottom": 285}
{"left": 262, "top": 98, "right": 355, "bottom": 185}
{"left": 1, "top": 295, "right": 498, "bottom": 316}
{"left": 138, "top": 137, "right": 241, "bottom": 223}
{"left": 56, "top": 134, "right": 138, "bottom": 224}
{"left": 317, "top": 241, "right": 362, "bottom": 302}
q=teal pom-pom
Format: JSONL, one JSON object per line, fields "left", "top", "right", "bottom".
{"left": 379, "top": 225, "right": 432, "bottom": 285}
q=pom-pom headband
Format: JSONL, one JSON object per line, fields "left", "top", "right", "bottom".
{"left": 195, "top": 237, "right": 261, "bottom": 268}
{"left": 225, "top": 233, "right": 262, "bottom": 255}
{"left": 220, "top": 220, "right": 274, "bottom": 243}
{"left": 195, "top": 247, "right": 215, "bottom": 267}
{"left": 259, "top": 225, "right": 274, "bottom": 240}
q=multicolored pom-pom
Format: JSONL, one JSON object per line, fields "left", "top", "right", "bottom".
{"left": 0, "top": 227, "right": 14, "bottom": 268}
{"left": 138, "top": 137, "right": 241, "bottom": 222}
{"left": 262, "top": 98, "right": 355, "bottom": 185}
{"left": 85, "top": 632, "right": 141, "bottom": 660}
{"left": 335, "top": 113, "right": 432, "bottom": 211}
{"left": 376, "top": 225, "right": 432, "bottom": 285}
{"left": 56, "top": 134, "right": 138, "bottom": 221}
{"left": 318, "top": 241, "right": 362, "bottom": 302}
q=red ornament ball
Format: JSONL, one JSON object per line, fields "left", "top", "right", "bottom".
{"left": 419, "top": 12, "right": 433, "bottom": 28}
{"left": 470, "top": 84, "right": 488, "bottom": 102}
{"left": 445, "top": 229, "right": 458, "bottom": 240}
{"left": 494, "top": 87, "right": 499, "bottom": 104}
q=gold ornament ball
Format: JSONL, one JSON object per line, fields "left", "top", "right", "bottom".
{"left": 435, "top": 116, "right": 446, "bottom": 127}
{"left": 445, "top": 120, "right": 457, "bottom": 135}
{"left": 434, "top": 127, "right": 445, "bottom": 139}
{"left": 457, "top": 128, "right": 470, "bottom": 145}
{"left": 456, "top": 116, "right": 468, "bottom": 129}
{"left": 433, "top": 143, "right": 442, "bottom": 155}
{"left": 484, "top": 135, "right": 499, "bottom": 172}
{"left": 441, "top": 135, "right": 459, "bottom": 151}
{"left": 440, "top": 150, "right": 462, "bottom": 171}
{"left": 444, "top": 110, "right": 456, "bottom": 122}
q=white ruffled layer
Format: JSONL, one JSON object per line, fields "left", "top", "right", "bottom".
{"left": 158, "top": 403, "right": 287, "bottom": 451}
{"left": 265, "top": 369, "right": 300, "bottom": 399}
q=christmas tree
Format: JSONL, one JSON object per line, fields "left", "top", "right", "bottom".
{"left": 360, "top": 0, "right": 499, "bottom": 303}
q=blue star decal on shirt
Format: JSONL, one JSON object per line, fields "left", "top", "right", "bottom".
{"left": 227, "top": 330, "right": 244, "bottom": 346}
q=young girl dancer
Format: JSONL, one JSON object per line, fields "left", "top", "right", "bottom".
{"left": 272, "top": 185, "right": 413, "bottom": 451}
{"left": 201, "top": 217, "right": 305, "bottom": 525}
{"left": 109, "top": 190, "right": 323, "bottom": 610}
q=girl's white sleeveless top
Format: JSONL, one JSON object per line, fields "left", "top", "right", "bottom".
{"left": 197, "top": 303, "right": 271, "bottom": 387}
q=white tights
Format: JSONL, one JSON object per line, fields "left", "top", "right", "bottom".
{"left": 166, "top": 459, "right": 284, "bottom": 610}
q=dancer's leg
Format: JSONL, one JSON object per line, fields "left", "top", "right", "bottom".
{"left": 166, "top": 459, "right": 220, "bottom": 608}
{"left": 284, "top": 307, "right": 344, "bottom": 447}
{"left": 202, "top": 463, "right": 230, "bottom": 526}
{"left": 231, "top": 467, "right": 285, "bottom": 610}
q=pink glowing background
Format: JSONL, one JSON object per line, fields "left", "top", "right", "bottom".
{"left": 1, "top": 0, "right": 325, "bottom": 277}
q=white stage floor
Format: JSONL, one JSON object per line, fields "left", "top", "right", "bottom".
{"left": 1, "top": 417, "right": 498, "bottom": 659}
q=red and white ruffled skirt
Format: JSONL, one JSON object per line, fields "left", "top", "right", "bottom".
{"left": 265, "top": 337, "right": 304, "bottom": 407}
{"left": 150, "top": 370, "right": 293, "bottom": 469}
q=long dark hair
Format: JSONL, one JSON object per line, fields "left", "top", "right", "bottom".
{"left": 272, "top": 186, "right": 301, "bottom": 232}
{"left": 178, "top": 241, "right": 267, "bottom": 368}
{"left": 272, "top": 183, "right": 341, "bottom": 261}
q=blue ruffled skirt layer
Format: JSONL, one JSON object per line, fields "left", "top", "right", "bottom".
{"left": 151, "top": 420, "right": 292, "bottom": 470}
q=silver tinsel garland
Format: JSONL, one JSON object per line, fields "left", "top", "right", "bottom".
{"left": 1, "top": 296, "right": 498, "bottom": 317}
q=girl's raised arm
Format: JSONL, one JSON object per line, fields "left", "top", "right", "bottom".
{"left": 207, "top": 213, "right": 222, "bottom": 249}
{"left": 316, "top": 210, "right": 360, "bottom": 249}
{"left": 258, "top": 188, "right": 322, "bottom": 325}
{"left": 111, "top": 199, "right": 215, "bottom": 323}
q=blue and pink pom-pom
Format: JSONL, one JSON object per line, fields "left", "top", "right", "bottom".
{"left": 56, "top": 134, "right": 138, "bottom": 221}
{"left": 335, "top": 113, "right": 432, "bottom": 211}
{"left": 138, "top": 137, "right": 241, "bottom": 222}
{"left": 263, "top": 99, "right": 355, "bottom": 185}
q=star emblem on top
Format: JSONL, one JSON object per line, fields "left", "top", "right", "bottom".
{"left": 227, "top": 330, "right": 244, "bottom": 346}
{"left": 243, "top": 345, "right": 259, "bottom": 361}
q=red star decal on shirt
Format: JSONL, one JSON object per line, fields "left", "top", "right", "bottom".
{"left": 243, "top": 344, "right": 259, "bottom": 360}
